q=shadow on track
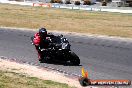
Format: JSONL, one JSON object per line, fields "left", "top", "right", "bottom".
{"left": 40, "top": 59, "right": 82, "bottom": 66}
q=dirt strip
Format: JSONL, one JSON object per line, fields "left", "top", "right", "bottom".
{"left": 0, "top": 58, "right": 98, "bottom": 88}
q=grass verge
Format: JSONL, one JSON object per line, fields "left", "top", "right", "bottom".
{"left": 0, "top": 70, "right": 74, "bottom": 88}
{"left": 0, "top": 3, "right": 132, "bottom": 37}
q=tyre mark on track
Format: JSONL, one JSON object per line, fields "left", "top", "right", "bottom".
{"left": 70, "top": 40, "right": 132, "bottom": 51}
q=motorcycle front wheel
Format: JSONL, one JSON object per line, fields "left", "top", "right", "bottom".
{"left": 70, "top": 51, "right": 80, "bottom": 65}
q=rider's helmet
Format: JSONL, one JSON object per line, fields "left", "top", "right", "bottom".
{"left": 39, "top": 28, "right": 47, "bottom": 38}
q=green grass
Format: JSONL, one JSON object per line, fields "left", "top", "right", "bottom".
{"left": 0, "top": 70, "right": 75, "bottom": 88}
{"left": 0, "top": 3, "right": 132, "bottom": 37}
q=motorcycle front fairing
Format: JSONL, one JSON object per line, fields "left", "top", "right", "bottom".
{"left": 43, "top": 36, "right": 71, "bottom": 60}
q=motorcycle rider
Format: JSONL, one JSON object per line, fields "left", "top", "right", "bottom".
{"left": 33, "top": 28, "right": 53, "bottom": 61}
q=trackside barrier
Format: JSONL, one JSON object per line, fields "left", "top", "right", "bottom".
{"left": 33, "top": 3, "right": 51, "bottom": 7}
{"left": 51, "top": 4, "right": 132, "bottom": 13}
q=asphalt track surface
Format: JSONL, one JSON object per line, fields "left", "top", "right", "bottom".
{"left": 0, "top": 28, "right": 132, "bottom": 81}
